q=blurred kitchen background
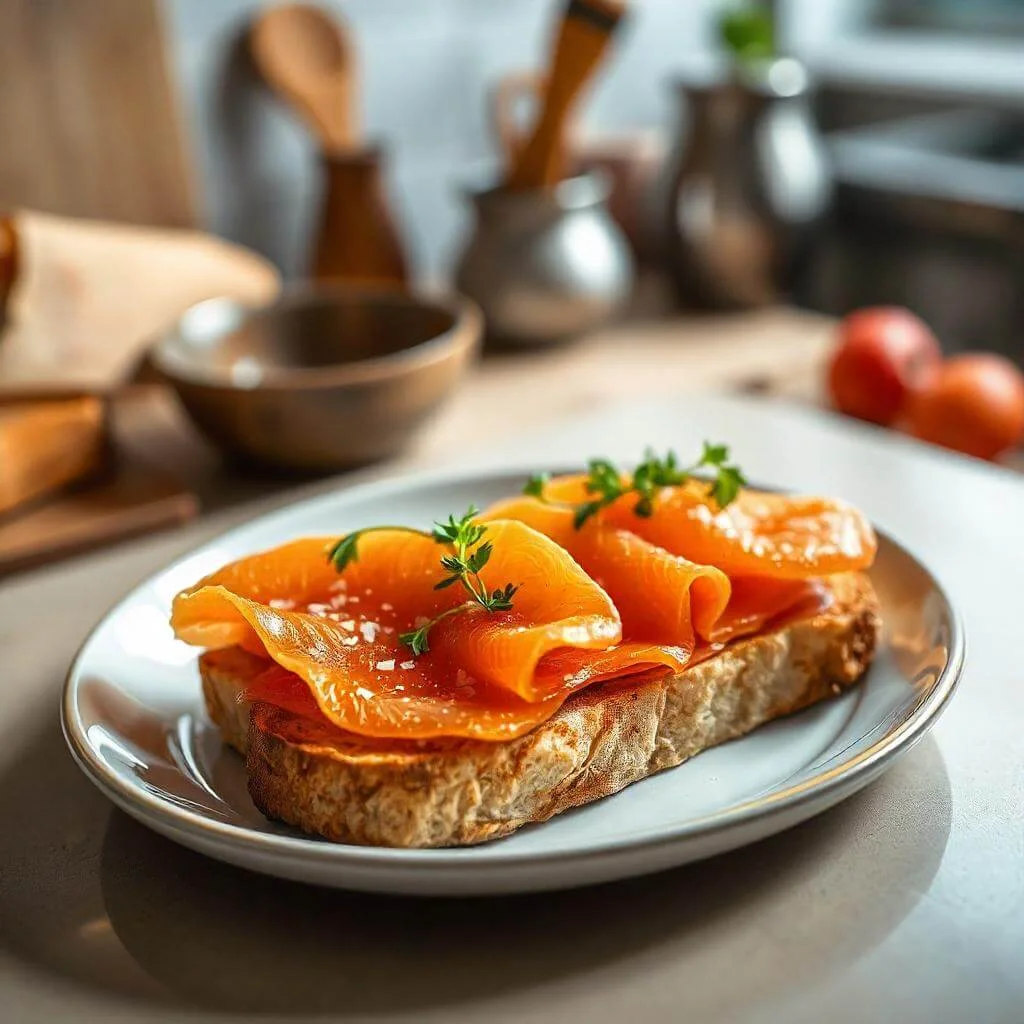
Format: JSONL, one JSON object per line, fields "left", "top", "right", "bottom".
{"left": 1, "top": 0, "right": 1023, "bottom": 575}
{"left": 4, "top": 0, "right": 1023, "bottom": 355}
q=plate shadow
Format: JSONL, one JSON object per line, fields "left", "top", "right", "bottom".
{"left": 103, "top": 741, "right": 949, "bottom": 1016}
{"left": 0, "top": 710, "right": 952, "bottom": 1019}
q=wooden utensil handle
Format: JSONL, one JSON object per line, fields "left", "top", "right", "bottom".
{"left": 0, "top": 215, "right": 18, "bottom": 328}
{"left": 306, "top": 91, "right": 358, "bottom": 153}
{"left": 491, "top": 71, "right": 545, "bottom": 165}
{"left": 506, "top": 0, "right": 626, "bottom": 190}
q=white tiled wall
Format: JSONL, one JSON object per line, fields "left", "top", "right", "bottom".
{"left": 163, "top": 0, "right": 724, "bottom": 283}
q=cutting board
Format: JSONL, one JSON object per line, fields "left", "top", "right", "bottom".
{"left": 0, "top": 455, "right": 197, "bottom": 578}
{"left": 0, "top": 0, "right": 194, "bottom": 227}
{"left": 0, "top": 394, "right": 107, "bottom": 516}
{"left": 0, "top": 388, "right": 197, "bottom": 578}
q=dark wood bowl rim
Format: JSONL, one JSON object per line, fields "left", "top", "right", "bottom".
{"left": 148, "top": 284, "right": 482, "bottom": 392}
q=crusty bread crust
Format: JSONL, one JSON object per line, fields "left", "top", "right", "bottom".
{"left": 200, "top": 572, "right": 880, "bottom": 848}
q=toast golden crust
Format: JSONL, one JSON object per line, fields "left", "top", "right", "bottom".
{"left": 200, "top": 572, "right": 880, "bottom": 848}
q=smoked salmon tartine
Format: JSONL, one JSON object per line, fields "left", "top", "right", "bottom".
{"left": 171, "top": 447, "right": 881, "bottom": 847}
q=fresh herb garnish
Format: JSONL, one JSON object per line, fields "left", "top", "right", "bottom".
{"left": 523, "top": 442, "right": 747, "bottom": 528}
{"left": 328, "top": 507, "right": 519, "bottom": 657}
{"left": 523, "top": 472, "right": 550, "bottom": 498}
{"left": 327, "top": 524, "right": 430, "bottom": 571}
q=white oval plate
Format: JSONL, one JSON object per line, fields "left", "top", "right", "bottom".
{"left": 62, "top": 467, "right": 964, "bottom": 896}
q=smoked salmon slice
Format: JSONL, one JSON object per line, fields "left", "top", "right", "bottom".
{"left": 483, "top": 475, "right": 874, "bottom": 646}
{"left": 494, "top": 475, "right": 875, "bottom": 578}
{"left": 171, "top": 472, "right": 877, "bottom": 743}
{"left": 171, "top": 520, "right": 689, "bottom": 741}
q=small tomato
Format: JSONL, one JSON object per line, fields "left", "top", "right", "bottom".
{"left": 906, "top": 353, "right": 1024, "bottom": 461}
{"left": 828, "top": 307, "right": 942, "bottom": 425}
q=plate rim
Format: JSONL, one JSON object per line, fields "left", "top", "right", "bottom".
{"left": 61, "top": 462, "right": 967, "bottom": 873}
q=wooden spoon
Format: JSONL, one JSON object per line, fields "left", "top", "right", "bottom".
{"left": 250, "top": 4, "right": 407, "bottom": 285}
{"left": 506, "top": 0, "right": 628, "bottom": 190}
{"left": 250, "top": 3, "right": 358, "bottom": 153}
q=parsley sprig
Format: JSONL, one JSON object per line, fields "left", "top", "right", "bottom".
{"left": 328, "top": 507, "right": 519, "bottom": 657}
{"left": 524, "top": 442, "right": 747, "bottom": 528}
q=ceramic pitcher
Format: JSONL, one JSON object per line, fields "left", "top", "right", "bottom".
{"left": 663, "top": 57, "right": 832, "bottom": 309}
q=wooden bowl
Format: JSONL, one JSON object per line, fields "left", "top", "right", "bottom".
{"left": 149, "top": 285, "right": 481, "bottom": 471}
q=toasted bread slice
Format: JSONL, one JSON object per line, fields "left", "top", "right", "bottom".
{"left": 201, "top": 572, "right": 880, "bottom": 848}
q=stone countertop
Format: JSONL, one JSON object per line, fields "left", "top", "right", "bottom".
{"left": 0, "top": 322, "right": 1020, "bottom": 1023}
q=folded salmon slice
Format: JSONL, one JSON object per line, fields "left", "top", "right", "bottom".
{"left": 171, "top": 521, "right": 689, "bottom": 741}
{"left": 173, "top": 480, "right": 877, "bottom": 742}
{"left": 509, "top": 475, "right": 876, "bottom": 577}
{"left": 483, "top": 475, "right": 875, "bottom": 646}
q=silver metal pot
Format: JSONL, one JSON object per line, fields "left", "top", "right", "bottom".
{"left": 454, "top": 172, "right": 634, "bottom": 348}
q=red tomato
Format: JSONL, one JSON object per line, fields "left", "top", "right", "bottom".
{"left": 828, "top": 308, "right": 943, "bottom": 425}
{"left": 906, "top": 353, "right": 1024, "bottom": 461}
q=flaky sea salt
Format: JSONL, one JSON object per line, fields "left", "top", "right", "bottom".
{"left": 375, "top": 659, "right": 396, "bottom": 671}
{"left": 269, "top": 598, "right": 295, "bottom": 610}
{"left": 359, "top": 621, "right": 379, "bottom": 643}
{"left": 454, "top": 667, "right": 477, "bottom": 699}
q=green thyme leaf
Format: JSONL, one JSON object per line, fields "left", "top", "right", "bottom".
{"left": 523, "top": 473, "right": 550, "bottom": 497}
{"left": 467, "top": 541, "right": 492, "bottom": 573}
{"left": 573, "top": 499, "right": 603, "bottom": 529}
{"left": 700, "top": 441, "right": 730, "bottom": 466}
{"left": 526, "top": 442, "right": 747, "bottom": 528}
{"left": 327, "top": 531, "right": 361, "bottom": 571}
{"left": 398, "top": 627, "right": 430, "bottom": 656}
{"left": 711, "top": 465, "right": 747, "bottom": 509}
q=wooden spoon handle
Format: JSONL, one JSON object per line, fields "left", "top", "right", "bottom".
{"left": 0, "top": 215, "right": 18, "bottom": 328}
{"left": 506, "top": 0, "right": 626, "bottom": 190}
{"left": 300, "top": 82, "right": 358, "bottom": 153}
{"left": 491, "top": 71, "right": 545, "bottom": 165}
